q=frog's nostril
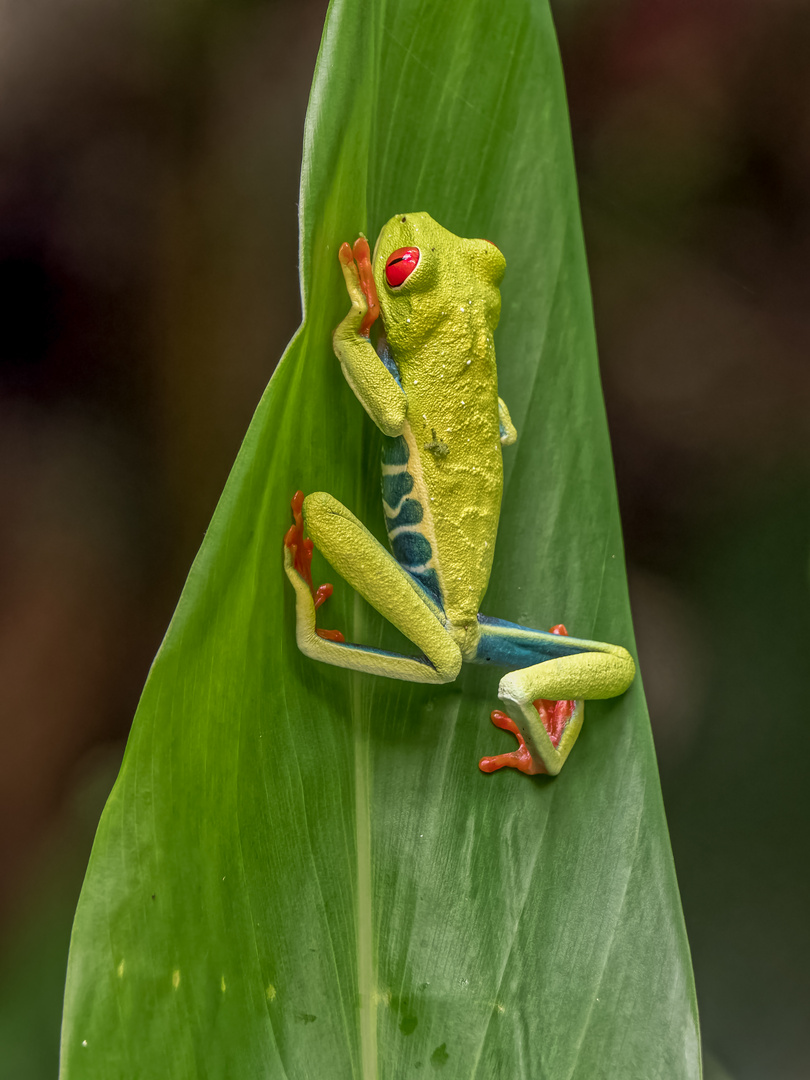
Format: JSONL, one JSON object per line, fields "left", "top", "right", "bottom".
{"left": 385, "top": 247, "right": 420, "bottom": 288}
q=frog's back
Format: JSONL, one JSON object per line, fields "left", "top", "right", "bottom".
{"left": 373, "top": 212, "right": 507, "bottom": 630}
{"left": 381, "top": 329, "right": 503, "bottom": 629}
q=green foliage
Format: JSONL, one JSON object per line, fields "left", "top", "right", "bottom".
{"left": 60, "top": 0, "right": 700, "bottom": 1076}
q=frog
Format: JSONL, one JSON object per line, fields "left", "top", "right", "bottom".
{"left": 283, "top": 212, "right": 635, "bottom": 776}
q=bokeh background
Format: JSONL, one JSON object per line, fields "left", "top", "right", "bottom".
{"left": 1, "top": 1, "right": 807, "bottom": 1077}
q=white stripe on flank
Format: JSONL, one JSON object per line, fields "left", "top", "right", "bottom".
{"left": 385, "top": 522, "right": 428, "bottom": 544}
{"left": 390, "top": 421, "right": 446, "bottom": 599}
{"left": 382, "top": 493, "right": 414, "bottom": 517}
{"left": 381, "top": 462, "right": 409, "bottom": 476}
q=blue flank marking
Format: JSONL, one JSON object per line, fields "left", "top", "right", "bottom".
{"left": 382, "top": 434, "right": 409, "bottom": 466}
{"left": 385, "top": 498, "right": 423, "bottom": 528}
{"left": 392, "top": 531, "right": 432, "bottom": 567}
{"left": 407, "top": 567, "right": 443, "bottom": 608}
{"left": 380, "top": 431, "right": 445, "bottom": 611}
{"left": 499, "top": 417, "right": 508, "bottom": 441}
{"left": 383, "top": 470, "right": 414, "bottom": 507}
{"left": 474, "top": 614, "right": 588, "bottom": 668}
{"left": 377, "top": 336, "right": 403, "bottom": 387}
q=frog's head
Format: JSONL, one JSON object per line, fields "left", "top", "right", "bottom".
{"left": 372, "top": 212, "right": 506, "bottom": 355}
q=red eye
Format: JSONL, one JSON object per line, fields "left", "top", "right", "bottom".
{"left": 385, "top": 247, "right": 420, "bottom": 287}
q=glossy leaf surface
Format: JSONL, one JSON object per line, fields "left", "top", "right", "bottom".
{"left": 61, "top": 0, "right": 700, "bottom": 1076}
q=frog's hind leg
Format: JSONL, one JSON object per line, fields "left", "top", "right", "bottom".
{"left": 473, "top": 615, "right": 635, "bottom": 776}
{"left": 284, "top": 491, "right": 461, "bottom": 684}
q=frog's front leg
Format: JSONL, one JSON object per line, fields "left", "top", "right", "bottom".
{"left": 473, "top": 616, "right": 635, "bottom": 776}
{"left": 332, "top": 237, "right": 407, "bottom": 438}
{"left": 284, "top": 491, "right": 462, "bottom": 684}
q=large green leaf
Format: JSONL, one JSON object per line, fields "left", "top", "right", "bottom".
{"left": 60, "top": 0, "right": 700, "bottom": 1076}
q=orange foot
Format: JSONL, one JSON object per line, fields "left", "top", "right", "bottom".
{"left": 479, "top": 623, "right": 576, "bottom": 775}
{"left": 339, "top": 236, "right": 380, "bottom": 337}
{"left": 284, "top": 490, "right": 345, "bottom": 643}
{"left": 479, "top": 711, "right": 548, "bottom": 775}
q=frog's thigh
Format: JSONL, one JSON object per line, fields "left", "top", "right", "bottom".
{"left": 498, "top": 648, "right": 635, "bottom": 775}
{"left": 298, "top": 492, "right": 461, "bottom": 684}
{"left": 499, "top": 645, "right": 635, "bottom": 703}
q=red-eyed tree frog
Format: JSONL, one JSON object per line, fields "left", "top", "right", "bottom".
{"left": 284, "top": 212, "right": 635, "bottom": 776}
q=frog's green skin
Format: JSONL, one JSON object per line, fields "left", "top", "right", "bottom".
{"left": 284, "top": 212, "right": 635, "bottom": 776}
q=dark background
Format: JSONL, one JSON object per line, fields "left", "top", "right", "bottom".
{"left": 0, "top": 1, "right": 807, "bottom": 1077}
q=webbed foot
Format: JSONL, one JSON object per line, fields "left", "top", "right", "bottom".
{"left": 284, "top": 490, "right": 345, "bottom": 642}
{"left": 479, "top": 710, "right": 548, "bottom": 775}
{"left": 338, "top": 236, "right": 380, "bottom": 338}
{"left": 479, "top": 623, "right": 576, "bottom": 776}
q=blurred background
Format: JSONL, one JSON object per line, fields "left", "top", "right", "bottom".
{"left": 0, "top": 0, "right": 807, "bottom": 1077}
